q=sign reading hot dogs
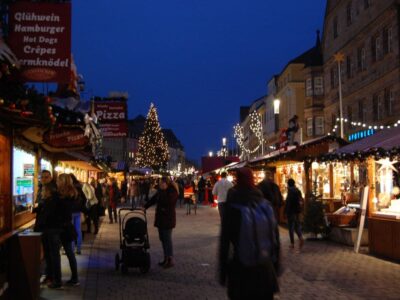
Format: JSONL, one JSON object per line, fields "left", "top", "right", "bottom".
{"left": 7, "top": 2, "right": 71, "bottom": 83}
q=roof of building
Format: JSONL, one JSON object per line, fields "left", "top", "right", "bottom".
{"left": 128, "top": 115, "right": 146, "bottom": 136}
{"left": 162, "top": 128, "right": 184, "bottom": 151}
{"left": 280, "top": 31, "right": 323, "bottom": 73}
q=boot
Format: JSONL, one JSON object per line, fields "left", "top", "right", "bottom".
{"left": 163, "top": 257, "right": 174, "bottom": 269}
{"left": 158, "top": 256, "right": 167, "bottom": 266}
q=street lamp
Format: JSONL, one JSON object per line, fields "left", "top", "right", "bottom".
{"left": 222, "top": 137, "right": 227, "bottom": 157}
{"left": 209, "top": 151, "right": 213, "bottom": 157}
{"left": 273, "top": 99, "right": 280, "bottom": 133}
{"left": 334, "top": 52, "right": 345, "bottom": 139}
{"left": 222, "top": 137, "right": 227, "bottom": 146}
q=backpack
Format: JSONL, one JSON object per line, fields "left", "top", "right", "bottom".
{"left": 230, "top": 199, "right": 278, "bottom": 267}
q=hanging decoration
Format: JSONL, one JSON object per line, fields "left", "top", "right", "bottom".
{"left": 328, "top": 117, "right": 400, "bottom": 136}
{"left": 234, "top": 111, "right": 263, "bottom": 155}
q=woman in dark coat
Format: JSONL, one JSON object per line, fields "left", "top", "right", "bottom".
{"left": 144, "top": 176, "right": 178, "bottom": 268}
{"left": 219, "top": 167, "right": 281, "bottom": 300}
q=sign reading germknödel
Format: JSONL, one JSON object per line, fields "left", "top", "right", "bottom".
{"left": 8, "top": 2, "right": 71, "bottom": 83}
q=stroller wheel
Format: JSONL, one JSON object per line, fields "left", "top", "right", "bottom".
{"left": 139, "top": 265, "right": 150, "bottom": 274}
{"left": 121, "top": 264, "right": 128, "bottom": 274}
{"left": 115, "top": 253, "right": 120, "bottom": 271}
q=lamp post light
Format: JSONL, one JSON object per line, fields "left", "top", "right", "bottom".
{"left": 334, "top": 52, "right": 345, "bottom": 139}
{"left": 273, "top": 98, "right": 280, "bottom": 133}
{"left": 222, "top": 137, "right": 227, "bottom": 157}
{"left": 209, "top": 151, "right": 213, "bottom": 157}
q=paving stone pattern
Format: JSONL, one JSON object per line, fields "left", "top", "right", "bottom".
{"left": 42, "top": 205, "right": 400, "bottom": 299}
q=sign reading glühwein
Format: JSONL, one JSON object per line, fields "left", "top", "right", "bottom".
{"left": 8, "top": 2, "right": 71, "bottom": 83}
{"left": 94, "top": 100, "right": 128, "bottom": 138}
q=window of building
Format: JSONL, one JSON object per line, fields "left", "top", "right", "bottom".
{"left": 361, "top": 47, "right": 366, "bottom": 70}
{"left": 346, "top": 2, "right": 353, "bottom": 26}
{"left": 333, "top": 16, "right": 338, "bottom": 39}
{"left": 330, "top": 68, "right": 335, "bottom": 88}
{"left": 357, "top": 46, "right": 366, "bottom": 71}
{"left": 358, "top": 100, "right": 365, "bottom": 122}
{"left": 383, "top": 28, "right": 389, "bottom": 54}
{"left": 385, "top": 87, "right": 394, "bottom": 116}
{"left": 347, "top": 105, "right": 353, "bottom": 128}
{"left": 314, "top": 77, "right": 324, "bottom": 95}
{"left": 331, "top": 113, "right": 337, "bottom": 130}
{"left": 372, "top": 94, "right": 383, "bottom": 121}
{"left": 346, "top": 55, "right": 352, "bottom": 79}
{"left": 364, "top": 0, "right": 370, "bottom": 9}
{"left": 306, "top": 78, "right": 313, "bottom": 96}
{"left": 306, "top": 118, "right": 313, "bottom": 137}
{"left": 315, "top": 117, "right": 324, "bottom": 135}
{"left": 387, "top": 27, "right": 393, "bottom": 53}
{"left": 13, "top": 148, "right": 35, "bottom": 215}
{"left": 371, "top": 36, "right": 377, "bottom": 63}
{"left": 376, "top": 36, "right": 382, "bottom": 60}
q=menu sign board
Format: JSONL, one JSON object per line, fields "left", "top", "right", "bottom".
{"left": 8, "top": 2, "right": 71, "bottom": 82}
{"left": 94, "top": 101, "right": 128, "bottom": 137}
{"left": 23, "top": 164, "right": 34, "bottom": 177}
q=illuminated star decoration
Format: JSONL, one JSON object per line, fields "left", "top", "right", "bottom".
{"left": 376, "top": 158, "right": 398, "bottom": 173}
{"left": 333, "top": 52, "right": 345, "bottom": 63}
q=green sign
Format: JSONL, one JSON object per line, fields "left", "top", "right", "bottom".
{"left": 16, "top": 178, "right": 33, "bottom": 188}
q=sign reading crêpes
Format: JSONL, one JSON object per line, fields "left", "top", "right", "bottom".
{"left": 8, "top": 2, "right": 71, "bottom": 83}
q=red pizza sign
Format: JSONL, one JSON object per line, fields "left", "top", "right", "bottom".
{"left": 8, "top": 2, "right": 71, "bottom": 83}
{"left": 94, "top": 101, "right": 128, "bottom": 138}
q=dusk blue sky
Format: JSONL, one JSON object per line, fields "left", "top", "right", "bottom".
{"left": 72, "top": 1, "right": 327, "bottom": 162}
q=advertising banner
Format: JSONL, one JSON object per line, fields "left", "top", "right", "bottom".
{"left": 8, "top": 2, "right": 71, "bottom": 83}
{"left": 94, "top": 101, "right": 128, "bottom": 137}
{"left": 43, "top": 127, "right": 89, "bottom": 148}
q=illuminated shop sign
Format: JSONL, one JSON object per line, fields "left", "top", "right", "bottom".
{"left": 348, "top": 129, "right": 375, "bottom": 142}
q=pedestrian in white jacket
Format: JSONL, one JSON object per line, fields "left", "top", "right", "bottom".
{"left": 212, "top": 172, "right": 233, "bottom": 220}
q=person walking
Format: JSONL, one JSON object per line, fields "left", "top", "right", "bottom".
{"left": 285, "top": 178, "right": 304, "bottom": 249}
{"left": 57, "top": 173, "right": 80, "bottom": 286}
{"left": 257, "top": 170, "right": 283, "bottom": 221}
{"left": 83, "top": 180, "right": 99, "bottom": 234}
{"left": 69, "top": 174, "right": 87, "bottom": 245}
{"left": 218, "top": 167, "right": 280, "bottom": 300}
{"left": 108, "top": 178, "right": 119, "bottom": 223}
{"left": 212, "top": 172, "right": 233, "bottom": 220}
{"left": 144, "top": 177, "right": 178, "bottom": 268}
{"left": 39, "top": 183, "right": 64, "bottom": 289}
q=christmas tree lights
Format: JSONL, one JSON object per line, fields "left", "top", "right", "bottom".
{"left": 135, "top": 103, "right": 170, "bottom": 171}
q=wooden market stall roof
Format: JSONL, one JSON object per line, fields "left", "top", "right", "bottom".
{"left": 249, "top": 135, "right": 348, "bottom": 168}
{"left": 337, "top": 126, "right": 400, "bottom": 153}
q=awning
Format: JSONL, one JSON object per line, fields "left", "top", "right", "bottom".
{"left": 337, "top": 126, "right": 400, "bottom": 154}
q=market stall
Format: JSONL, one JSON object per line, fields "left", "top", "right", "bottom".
{"left": 322, "top": 126, "right": 400, "bottom": 260}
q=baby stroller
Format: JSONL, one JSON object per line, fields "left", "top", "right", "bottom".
{"left": 115, "top": 208, "right": 151, "bottom": 274}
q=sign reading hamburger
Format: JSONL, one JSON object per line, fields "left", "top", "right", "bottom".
{"left": 7, "top": 2, "right": 71, "bottom": 83}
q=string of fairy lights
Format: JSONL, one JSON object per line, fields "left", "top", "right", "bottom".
{"left": 234, "top": 111, "right": 263, "bottom": 155}
{"left": 135, "top": 103, "right": 170, "bottom": 170}
{"left": 328, "top": 117, "right": 400, "bottom": 136}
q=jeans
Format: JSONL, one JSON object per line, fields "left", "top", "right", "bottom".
{"left": 42, "top": 230, "right": 62, "bottom": 284}
{"left": 72, "top": 213, "right": 82, "bottom": 252}
{"left": 158, "top": 228, "right": 173, "bottom": 257}
{"left": 61, "top": 237, "right": 78, "bottom": 281}
{"left": 87, "top": 205, "right": 99, "bottom": 233}
{"left": 218, "top": 202, "right": 226, "bottom": 221}
{"left": 108, "top": 206, "right": 117, "bottom": 222}
{"left": 287, "top": 214, "right": 303, "bottom": 244}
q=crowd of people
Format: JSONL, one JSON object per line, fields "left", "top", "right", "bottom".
{"left": 33, "top": 168, "right": 304, "bottom": 299}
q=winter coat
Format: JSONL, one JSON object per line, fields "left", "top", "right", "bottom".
{"left": 145, "top": 186, "right": 178, "bottom": 229}
{"left": 37, "top": 193, "right": 68, "bottom": 233}
{"left": 82, "top": 183, "right": 99, "bottom": 207}
{"left": 285, "top": 186, "right": 303, "bottom": 216}
{"left": 219, "top": 186, "right": 280, "bottom": 298}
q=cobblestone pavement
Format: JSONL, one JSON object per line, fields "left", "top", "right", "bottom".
{"left": 42, "top": 204, "right": 400, "bottom": 299}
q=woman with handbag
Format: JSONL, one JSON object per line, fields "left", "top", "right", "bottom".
{"left": 57, "top": 173, "right": 80, "bottom": 286}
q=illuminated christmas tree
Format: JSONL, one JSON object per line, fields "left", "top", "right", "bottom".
{"left": 135, "top": 103, "right": 169, "bottom": 171}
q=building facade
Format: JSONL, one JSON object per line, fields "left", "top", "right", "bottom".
{"left": 323, "top": 0, "right": 400, "bottom": 137}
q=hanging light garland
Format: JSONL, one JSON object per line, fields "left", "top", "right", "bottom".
{"left": 234, "top": 111, "right": 263, "bottom": 155}
{"left": 328, "top": 117, "right": 400, "bottom": 136}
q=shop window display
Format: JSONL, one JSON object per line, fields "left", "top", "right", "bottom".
{"left": 373, "top": 158, "right": 400, "bottom": 219}
{"left": 277, "top": 163, "right": 304, "bottom": 198}
{"left": 13, "top": 148, "right": 35, "bottom": 215}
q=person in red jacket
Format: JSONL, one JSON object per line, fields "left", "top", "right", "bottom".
{"left": 145, "top": 176, "right": 178, "bottom": 268}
